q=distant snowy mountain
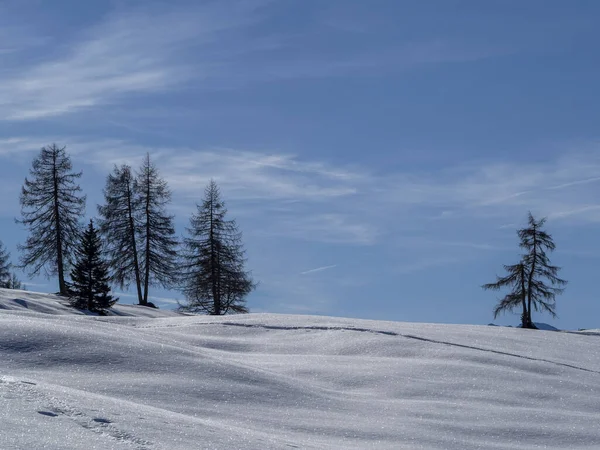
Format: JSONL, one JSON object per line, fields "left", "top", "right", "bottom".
{"left": 487, "top": 322, "right": 561, "bottom": 331}
{"left": 532, "top": 322, "right": 560, "bottom": 331}
{"left": 1, "top": 288, "right": 600, "bottom": 449}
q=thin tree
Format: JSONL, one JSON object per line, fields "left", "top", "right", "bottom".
{"left": 483, "top": 262, "right": 529, "bottom": 328}
{"left": 3, "top": 273, "right": 24, "bottom": 290}
{"left": 179, "top": 180, "right": 255, "bottom": 315}
{"left": 98, "top": 164, "right": 143, "bottom": 304}
{"left": 135, "top": 153, "right": 178, "bottom": 306}
{"left": 0, "top": 240, "right": 10, "bottom": 288}
{"left": 17, "top": 144, "right": 86, "bottom": 295}
{"left": 519, "top": 212, "right": 566, "bottom": 328}
{"left": 68, "top": 220, "right": 117, "bottom": 313}
{"left": 0, "top": 242, "right": 24, "bottom": 289}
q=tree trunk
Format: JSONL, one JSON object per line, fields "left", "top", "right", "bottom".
{"left": 209, "top": 197, "right": 220, "bottom": 315}
{"left": 525, "top": 229, "right": 538, "bottom": 329}
{"left": 520, "top": 265, "right": 528, "bottom": 328}
{"left": 142, "top": 160, "right": 150, "bottom": 306}
{"left": 126, "top": 183, "right": 143, "bottom": 305}
{"left": 87, "top": 264, "right": 93, "bottom": 311}
{"left": 52, "top": 150, "right": 67, "bottom": 296}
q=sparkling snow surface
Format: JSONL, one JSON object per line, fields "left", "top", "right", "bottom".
{"left": 1, "top": 289, "right": 600, "bottom": 449}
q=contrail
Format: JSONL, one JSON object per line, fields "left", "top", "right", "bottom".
{"left": 300, "top": 265, "right": 337, "bottom": 275}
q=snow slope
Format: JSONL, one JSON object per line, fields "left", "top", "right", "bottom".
{"left": 1, "top": 289, "right": 600, "bottom": 449}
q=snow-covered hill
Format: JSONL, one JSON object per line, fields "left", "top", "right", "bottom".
{"left": 1, "top": 289, "right": 599, "bottom": 449}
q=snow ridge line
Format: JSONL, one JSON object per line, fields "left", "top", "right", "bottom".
{"left": 221, "top": 322, "right": 397, "bottom": 336}
{"left": 400, "top": 334, "right": 600, "bottom": 374}
{"left": 221, "top": 322, "right": 600, "bottom": 375}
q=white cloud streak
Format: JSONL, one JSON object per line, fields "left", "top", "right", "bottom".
{"left": 300, "top": 265, "right": 337, "bottom": 275}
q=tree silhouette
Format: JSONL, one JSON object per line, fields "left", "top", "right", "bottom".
{"left": 179, "top": 180, "right": 255, "bottom": 315}
{"left": 519, "top": 212, "right": 566, "bottom": 328}
{"left": 135, "top": 154, "right": 178, "bottom": 306}
{"left": 0, "top": 240, "right": 10, "bottom": 288}
{"left": 483, "top": 212, "right": 566, "bottom": 329}
{"left": 17, "top": 144, "right": 85, "bottom": 295}
{"left": 98, "top": 164, "right": 143, "bottom": 304}
{"left": 68, "top": 220, "right": 117, "bottom": 313}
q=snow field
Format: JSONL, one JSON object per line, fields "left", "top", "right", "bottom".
{"left": 1, "top": 289, "right": 600, "bottom": 449}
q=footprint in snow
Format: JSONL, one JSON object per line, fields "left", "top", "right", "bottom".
{"left": 93, "top": 418, "right": 112, "bottom": 424}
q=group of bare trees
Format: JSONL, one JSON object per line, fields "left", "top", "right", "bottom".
{"left": 9, "top": 145, "right": 567, "bottom": 325}
{"left": 12, "top": 144, "right": 254, "bottom": 315}
{"left": 97, "top": 157, "right": 178, "bottom": 307}
{"left": 483, "top": 213, "right": 567, "bottom": 329}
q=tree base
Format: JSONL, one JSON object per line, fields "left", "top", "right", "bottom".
{"left": 138, "top": 302, "right": 158, "bottom": 309}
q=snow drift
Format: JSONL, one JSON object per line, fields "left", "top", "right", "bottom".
{"left": 1, "top": 288, "right": 599, "bottom": 449}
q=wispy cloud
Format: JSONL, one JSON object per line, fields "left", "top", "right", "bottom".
{"left": 547, "top": 176, "right": 600, "bottom": 190}
{"left": 160, "top": 150, "right": 364, "bottom": 203}
{"left": 3, "top": 136, "right": 600, "bottom": 245}
{"left": 0, "top": 1, "right": 270, "bottom": 120}
{"left": 0, "top": 138, "right": 54, "bottom": 156}
{"left": 271, "top": 213, "right": 377, "bottom": 245}
{"left": 0, "top": 135, "right": 375, "bottom": 244}
{"left": 395, "top": 238, "right": 505, "bottom": 252}
{"left": 0, "top": 137, "right": 365, "bottom": 202}
{"left": 380, "top": 147, "right": 600, "bottom": 224}
{"left": 300, "top": 265, "right": 337, "bottom": 275}
{"left": 0, "top": 1, "right": 519, "bottom": 122}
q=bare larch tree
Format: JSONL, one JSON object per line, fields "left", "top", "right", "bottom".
{"left": 483, "top": 212, "right": 566, "bottom": 329}
{"left": 98, "top": 164, "right": 143, "bottom": 304}
{"left": 519, "top": 212, "right": 566, "bottom": 328}
{"left": 179, "top": 180, "right": 255, "bottom": 315}
{"left": 135, "top": 153, "right": 178, "bottom": 306}
{"left": 17, "top": 144, "right": 85, "bottom": 295}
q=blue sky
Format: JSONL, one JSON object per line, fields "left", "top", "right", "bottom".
{"left": 1, "top": 0, "right": 599, "bottom": 329}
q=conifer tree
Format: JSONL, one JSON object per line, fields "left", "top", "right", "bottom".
{"left": 98, "top": 164, "right": 143, "bottom": 304}
{"left": 135, "top": 153, "right": 178, "bottom": 306}
{"left": 17, "top": 144, "right": 86, "bottom": 295}
{"left": 519, "top": 212, "right": 566, "bottom": 328}
{"left": 0, "top": 240, "right": 10, "bottom": 288}
{"left": 483, "top": 212, "right": 566, "bottom": 328}
{"left": 179, "top": 180, "right": 255, "bottom": 315}
{"left": 68, "top": 220, "right": 117, "bottom": 312}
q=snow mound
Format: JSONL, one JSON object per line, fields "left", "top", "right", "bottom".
{"left": 0, "top": 288, "right": 182, "bottom": 317}
{"left": 1, "top": 289, "right": 600, "bottom": 449}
